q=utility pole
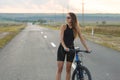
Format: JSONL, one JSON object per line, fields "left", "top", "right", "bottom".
{"left": 67, "top": 1, "right": 70, "bottom": 12}
{"left": 54, "top": 12, "right": 56, "bottom": 24}
{"left": 82, "top": 0, "right": 84, "bottom": 27}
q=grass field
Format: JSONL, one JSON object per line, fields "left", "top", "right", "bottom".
{"left": 82, "top": 26, "right": 120, "bottom": 37}
{"left": 81, "top": 26, "right": 120, "bottom": 51}
{"left": 0, "top": 23, "right": 26, "bottom": 48}
{"left": 83, "top": 33, "right": 120, "bottom": 51}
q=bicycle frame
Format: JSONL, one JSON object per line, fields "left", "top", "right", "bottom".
{"left": 75, "top": 51, "right": 83, "bottom": 67}
{"left": 74, "top": 51, "right": 84, "bottom": 78}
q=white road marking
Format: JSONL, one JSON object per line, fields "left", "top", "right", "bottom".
{"left": 41, "top": 32, "right": 43, "bottom": 34}
{"left": 72, "top": 63, "right": 76, "bottom": 69}
{"left": 51, "top": 42, "right": 56, "bottom": 48}
{"left": 30, "top": 29, "right": 41, "bottom": 31}
{"left": 44, "top": 35, "right": 47, "bottom": 39}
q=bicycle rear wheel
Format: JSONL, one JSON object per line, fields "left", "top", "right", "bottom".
{"left": 72, "top": 66, "right": 92, "bottom": 80}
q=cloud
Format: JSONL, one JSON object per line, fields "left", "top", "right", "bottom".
{"left": 69, "top": 0, "right": 120, "bottom": 13}
{"left": 0, "top": 0, "right": 120, "bottom": 13}
{"left": 0, "top": 0, "right": 68, "bottom": 13}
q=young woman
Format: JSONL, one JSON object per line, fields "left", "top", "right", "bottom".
{"left": 56, "top": 12, "right": 90, "bottom": 80}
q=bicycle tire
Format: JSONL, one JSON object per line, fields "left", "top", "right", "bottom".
{"left": 72, "top": 66, "right": 92, "bottom": 80}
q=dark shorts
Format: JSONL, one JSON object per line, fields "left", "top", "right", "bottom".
{"left": 57, "top": 44, "right": 75, "bottom": 62}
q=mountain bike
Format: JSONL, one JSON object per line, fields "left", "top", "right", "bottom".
{"left": 69, "top": 47, "right": 92, "bottom": 80}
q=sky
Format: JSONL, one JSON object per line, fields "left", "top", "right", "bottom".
{"left": 0, "top": 0, "right": 120, "bottom": 13}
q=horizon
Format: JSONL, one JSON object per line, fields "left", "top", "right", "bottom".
{"left": 0, "top": 13, "right": 120, "bottom": 14}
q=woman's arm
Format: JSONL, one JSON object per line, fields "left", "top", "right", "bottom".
{"left": 60, "top": 25, "right": 69, "bottom": 51}
{"left": 76, "top": 26, "right": 90, "bottom": 51}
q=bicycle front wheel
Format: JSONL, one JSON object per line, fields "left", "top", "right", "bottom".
{"left": 72, "top": 66, "right": 92, "bottom": 80}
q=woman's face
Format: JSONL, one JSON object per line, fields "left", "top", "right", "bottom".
{"left": 66, "top": 14, "right": 72, "bottom": 25}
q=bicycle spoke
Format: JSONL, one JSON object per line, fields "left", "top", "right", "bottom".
{"left": 74, "top": 70, "right": 90, "bottom": 80}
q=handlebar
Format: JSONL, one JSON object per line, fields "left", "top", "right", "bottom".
{"left": 68, "top": 48, "right": 91, "bottom": 54}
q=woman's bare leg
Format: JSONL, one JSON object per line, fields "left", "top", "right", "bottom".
{"left": 66, "top": 62, "right": 72, "bottom": 80}
{"left": 56, "top": 61, "right": 64, "bottom": 80}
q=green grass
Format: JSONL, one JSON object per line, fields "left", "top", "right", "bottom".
{"left": 0, "top": 32, "right": 16, "bottom": 48}
{"left": 82, "top": 26, "right": 120, "bottom": 51}
{"left": 83, "top": 32, "right": 120, "bottom": 51}
{"left": 0, "top": 24, "right": 26, "bottom": 48}
{"left": 82, "top": 26, "right": 120, "bottom": 37}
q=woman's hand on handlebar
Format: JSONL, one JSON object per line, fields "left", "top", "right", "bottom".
{"left": 86, "top": 49, "right": 92, "bottom": 53}
{"left": 64, "top": 47, "right": 70, "bottom": 52}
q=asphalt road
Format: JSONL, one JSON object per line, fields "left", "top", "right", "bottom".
{"left": 0, "top": 23, "right": 120, "bottom": 80}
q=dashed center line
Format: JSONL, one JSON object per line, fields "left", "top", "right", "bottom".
{"left": 41, "top": 31, "right": 56, "bottom": 48}
{"left": 44, "top": 35, "right": 47, "bottom": 39}
{"left": 41, "top": 32, "right": 43, "bottom": 34}
{"left": 51, "top": 42, "right": 56, "bottom": 48}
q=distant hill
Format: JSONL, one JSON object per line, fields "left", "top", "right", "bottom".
{"left": 0, "top": 13, "right": 120, "bottom": 24}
